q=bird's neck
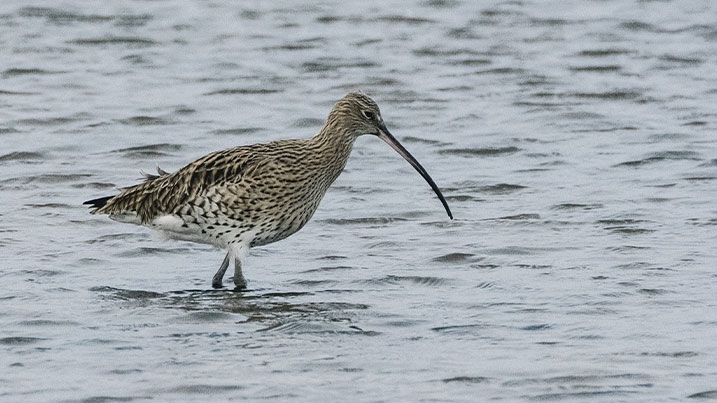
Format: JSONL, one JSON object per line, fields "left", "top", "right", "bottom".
{"left": 309, "top": 121, "right": 357, "bottom": 184}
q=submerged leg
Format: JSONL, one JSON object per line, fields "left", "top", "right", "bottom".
{"left": 212, "top": 251, "right": 231, "bottom": 289}
{"left": 233, "top": 257, "right": 247, "bottom": 290}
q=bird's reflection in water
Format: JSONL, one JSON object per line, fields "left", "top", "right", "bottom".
{"left": 90, "top": 286, "right": 374, "bottom": 334}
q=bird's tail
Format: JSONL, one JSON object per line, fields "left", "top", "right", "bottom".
{"left": 83, "top": 166, "right": 169, "bottom": 215}
{"left": 83, "top": 195, "right": 115, "bottom": 212}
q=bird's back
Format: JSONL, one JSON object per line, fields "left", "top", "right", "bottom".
{"left": 88, "top": 137, "right": 348, "bottom": 247}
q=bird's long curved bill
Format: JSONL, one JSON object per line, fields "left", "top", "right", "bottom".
{"left": 377, "top": 125, "right": 453, "bottom": 219}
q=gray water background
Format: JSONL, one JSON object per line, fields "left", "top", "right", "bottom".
{"left": 1, "top": 0, "right": 717, "bottom": 401}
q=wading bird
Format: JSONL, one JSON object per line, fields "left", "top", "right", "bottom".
{"left": 85, "top": 92, "right": 452, "bottom": 289}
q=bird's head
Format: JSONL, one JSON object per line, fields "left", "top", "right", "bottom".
{"left": 323, "top": 92, "right": 453, "bottom": 220}
{"left": 327, "top": 92, "right": 386, "bottom": 140}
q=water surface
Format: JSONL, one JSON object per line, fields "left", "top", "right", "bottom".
{"left": 1, "top": 0, "right": 717, "bottom": 401}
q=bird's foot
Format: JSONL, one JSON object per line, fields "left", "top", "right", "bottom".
{"left": 232, "top": 275, "right": 247, "bottom": 291}
{"left": 211, "top": 270, "right": 226, "bottom": 288}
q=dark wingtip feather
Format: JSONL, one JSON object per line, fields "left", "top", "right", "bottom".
{"left": 83, "top": 195, "right": 115, "bottom": 209}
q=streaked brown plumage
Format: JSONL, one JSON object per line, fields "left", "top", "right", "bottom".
{"left": 85, "top": 92, "right": 452, "bottom": 289}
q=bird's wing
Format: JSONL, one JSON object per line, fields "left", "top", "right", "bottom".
{"left": 94, "top": 144, "right": 271, "bottom": 223}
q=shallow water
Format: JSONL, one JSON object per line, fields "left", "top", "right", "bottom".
{"left": 2, "top": 0, "right": 717, "bottom": 401}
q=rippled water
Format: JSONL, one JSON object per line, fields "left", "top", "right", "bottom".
{"left": 2, "top": 0, "right": 717, "bottom": 401}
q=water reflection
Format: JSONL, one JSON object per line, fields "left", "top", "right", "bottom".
{"left": 91, "top": 286, "right": 371, "bottom": 332}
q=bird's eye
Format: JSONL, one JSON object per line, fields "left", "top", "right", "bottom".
{"left": 362, "top": 110, "right": 375, "bottom": 120}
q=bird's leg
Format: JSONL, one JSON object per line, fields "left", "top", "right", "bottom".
{"left": 212, "top": 251, "right": 231, "bottom": 289}
{"left": 233, "top": 257, "right": 247, "bottom": 290}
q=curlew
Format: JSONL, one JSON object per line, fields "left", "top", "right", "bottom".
{"left": 84, "top": 92, "right": 452, "bottom": 289}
